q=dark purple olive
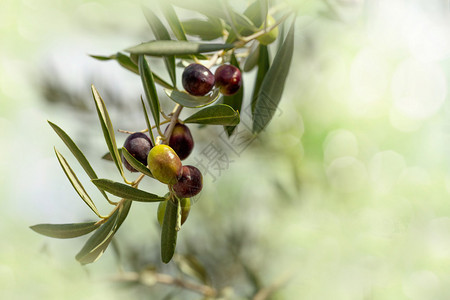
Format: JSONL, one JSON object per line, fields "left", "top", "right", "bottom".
{"left": 165, "top": 123, "right": 194, "bottom": 160}
{"left": 172, "top": 165, "right": 203, "bottom": 198}
{"left": 182, "top": 63, "right": 215, "bottom": 96}
{"left": 122, "top": 132, "right": 153, "bottom": 172}
{"left": 214, "top": 64, "right": 242, "bottom": 96}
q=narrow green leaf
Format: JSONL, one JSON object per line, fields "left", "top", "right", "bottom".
{"left": 161, "top": 198, "right": 179, "bottom": 263}
{"left": 92, "top": 179, "right": 166, "bottom": 202}
{"left": 223, "top": 2, "right": 258, "bottom": 43}
{"left": 225, "top": 30, "right": 238, "bottom": 44}
{"left": 89, "top": 54, "right": 111, "bottom": 61}
{"left": 121, "top": 147, "right": 153, "bottom": 178}
{"left": 223, "top": 54, "right": 243, "bottom": 135}
{"left": 48, "top": 121, "right": 109, "bottom": 201}
{"left": 91, "top": 85, "right": 124, "bottom": 177}
{"left": 160, "top": 2, "right": 187, "bottom": 41}
{"left": 243, "top": 0, "right": 268, "bottom": 28}
{"left": 115, "top": 52, "right": 139, "bottom": 74}
{"left": 169, "top": 0, "right": 227, "bottom": 20}
{"left": 152, "top": 73, "right": 175, "bottom": 90}
{"left": 181, "top": 19, "right": 223, "bottom": 41}
{"left": 90, "top": 53, "right": 173, "bottom": 89}
{"left": 184, "top": 104, "right": 240, "bottom": 125}
{"left": 277, "top": 19, "right": 286, "bottom": 51}
{"left": 243, "top": 43, "right": 259, "bottom": 72}
{"left": 76, "top": 200, "right": 132, "bottom": 265}
{"left": 251, "top": 45, "right": 270, "bottom": 112}
{"left": 165, "top": 88, "right": 220, "bottom": 108}
{"left": 54, "top": 148, "right": 100, "bottom": 217}
{"left": 30, "top": 222, "right": 100, "bottom": 239}
{"left": 126, "top": 41, "right": 233, "bottom": 56}
{"left": 140, "top": 97, "right": 155, "bottom": 146}
{"left": 117, "top": 199, "right": 132, "bottom": 228}
{"left": 176, "top": 53, "right": 208, "bottom": 60}
{"left": 253, "top": 20, "right": 295, "bottom": 133}
{"left": 138, "top": 56, "right": 161, "bottom": 128}
{"left": 230, "top": 10, "right": 258, "bottom": 32}
{"left": 143, "top": 7, "right": 177, "bottom": 87}
{"left": 102, "top": 148, "right": 122, "bottom": 162}
{"left": 130, "top": 53, "right": 139, "bottom": 65}
{"left": 90, "top": 53, "right": 139, "bottom": 74}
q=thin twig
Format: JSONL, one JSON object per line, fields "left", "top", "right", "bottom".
{"left": 205, "top": 50, "right": 224, "bottom": 69}
{"left": 118, "top": 129, "right": 135, "bottom": 134}
{"left": 131, "top": 174, "right": 145, "bottom": 187}
{"left": 111, "top": 271, "right": 217, "bottom": 298}
{"left": 161, "top": 104, "right": 183, "bottom": 143}
{"left": 252, "top": 269, "right": 295, "bottom": 300}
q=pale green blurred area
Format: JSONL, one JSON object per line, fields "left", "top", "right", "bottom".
{"left": 2, "top": 0, "right": 450, "bottom": 299}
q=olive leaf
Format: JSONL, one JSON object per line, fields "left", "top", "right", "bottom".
{"left": 91, "top": 85, "right": 124, "bottom": 177}
{"left": 244, "top": 0, "right": 268, "bottom": 28}
{"left": 184, "top": 104, "right": 240, "bottom": 125}
{"left": 76, "top": 199, "right": 132, "bottom": 265}
{"left": 222, "top": 53, "right": 243, "bottom": 136}
{"left": 121, "top": 147, "right": 153, "bottom": 178}
{"left": 252, "top": 19, "right": 295, "bottom": 133}
{"left": 90, "top": 53, "right": 138, "bottom": 74}
{"left": 243, "top": 43, "right": 260, "bottom": 72}
{"left": 222, "top": 1, "right": 257, "bottom": 33}
{"left": 89, "top": 53, "right": 173, "bottom": 89}
{"left": 126, "top": 41, "right": 233, "bottom": 56}
{"left": 165, "top": 88, "right": 220, "bottom": 108}
{"left": 92, "top": 179, "right": 166, "bottom": 202}
{"left": 30, "top": 222, "right": 100, "bottom": 239}
{"left": 169, "top": 0, "right": 227, "bottom": 20}
{"left": 143, "top": 6, "right": 177, "bottom": 87}
{"left": 102, "top": 148, "right": 122, "bottom": 162}
{"left": 54, "top": 148, "right": 101, "bottom": 217}
{"left": 161, "top": 198, "right": 179, "bottom": 263}
{"left": 224, "top": 2, "right": 258, "bottom": 43}
{"left": 139, "top": 55, "right": 161, "bottom": 129}
{"left": 48, "top": 121, "right": 109, "bottom": 202}
{"left": 140, "top": 97, "right": 155, "bottom": 146}
{"left": 251, "top": 45, "right": 270, "bottom": 112}
{"left": 160, "top": 2, "right": 187, "bottom": 41}
{"left": 181, "top": 18, "right": 223, "bottom": 41}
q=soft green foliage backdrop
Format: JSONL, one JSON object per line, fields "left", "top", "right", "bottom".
{"left": 2, "top": 0, "right": 450, "bottom": 299}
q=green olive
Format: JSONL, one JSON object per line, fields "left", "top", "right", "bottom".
{"left": 147, "top": 144, "right": 182, "bottom": 185}
{"left": 157, "top": 198, "right": 191, "bottom": 227}
{"left": 256, "top": 15, "right": 278, "bottom": 46}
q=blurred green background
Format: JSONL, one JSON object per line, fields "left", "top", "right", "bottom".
{"left": 2, "top": 0, "right": 450, "bottom": 299}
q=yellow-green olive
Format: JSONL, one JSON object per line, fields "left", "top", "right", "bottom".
{"left": 257, "top": 15, "right": 278, "bottom": 45}
{"left": 147, "top": 144, "right": 182, "bottom": 185}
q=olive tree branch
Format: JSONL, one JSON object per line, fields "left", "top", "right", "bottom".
{"left": 252, "top": 269, "right": 294, "bottom": 300}
{"left": 111, "top": 271, "right": 217, "bottom": 298}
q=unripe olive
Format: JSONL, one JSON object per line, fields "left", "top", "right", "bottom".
{"left": 165, "top": 123, "right": 194, "bottom": 160}
{"left": 122, "top": 132, "right": 153, "bottom": 172}
{"left": 147, "top": 144, "right": 182, "bottom": 185}
{"left": 182, "top": 63, "right": 215, "bottom": 96}
{"left": 157, "top": 198, "right": 191, "bottom": 227}
{"left": 172, "top": 165, "right": 203, "bottom": 198}
{"left": 256, "top": 15, "right": 278, "bottom": 45}
{"left": 214, "top": 64, "right": 242, "bottom": 96}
